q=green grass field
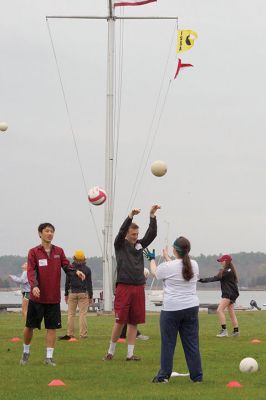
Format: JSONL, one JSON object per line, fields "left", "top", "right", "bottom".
{"left": 0, "top": 311, "right": 265, "bottom": 400}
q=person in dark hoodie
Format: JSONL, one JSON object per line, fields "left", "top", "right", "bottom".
{"left": 103, "top": 205, "right": 160, "bottom": 362}
{"left": 198, "top": 254, "right": 239, "bottom": 337}
{"left": 59, "top": 250, "right": 93, "bottom": 339}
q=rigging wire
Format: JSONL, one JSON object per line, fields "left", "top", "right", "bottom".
{"left": 113, "top": 8, "right": 125, "bottom": 212}
{"left": 126, "top": 20, "right": 178, "bottom": 212}
{"left": 46, "top": 18, "right": 103, "bottom": 255}
{"left": 130, "top": 78, "right": 172, "bottom": 208}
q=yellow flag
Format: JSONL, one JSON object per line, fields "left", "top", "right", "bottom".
{"left": 176, "top": 30, "right": 198, "bottom": 53}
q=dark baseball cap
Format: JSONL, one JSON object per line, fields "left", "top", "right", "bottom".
{"left": 217, "top": 254, "right": 232, "bottom": 262}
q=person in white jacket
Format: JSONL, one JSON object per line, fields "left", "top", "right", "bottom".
{"left": 9, "top": 263, "right": 30, "bottom": 319}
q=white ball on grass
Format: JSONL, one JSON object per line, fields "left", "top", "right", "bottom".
{"left": 239, "top": 357, "right": 258, "bottom": 373}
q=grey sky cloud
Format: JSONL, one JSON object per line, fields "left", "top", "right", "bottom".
{"left": 1, "top": 0, "right": 266, "bottom": 257}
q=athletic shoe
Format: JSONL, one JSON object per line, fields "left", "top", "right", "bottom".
{"left": 58, "top": 335, "right": 72, "bottom": 340}
{"left": 152, "top": 376, "right": 169, "bottom": 383}
{"left": 80, "top": 335, "right": 88, "bottom": 339}
{"left": 126, "top": 355, "right": 141, "bottom": 361}
{"left": 44, "top": 357, "right": 56, "bottom": 366}
{"left": 231, "top": 331, "right": 240, "bottom": 337}
{"left": 102, "top": 353, "right": 113, "bottom": 361}
{"left": 136, "top": 334, "right": 150, "bottom": 341}
{"left": 20, "top": 352, "right": 30, "bottom": 365}
{"left": 216, "top": 329, "right": 228, "bottom": 337}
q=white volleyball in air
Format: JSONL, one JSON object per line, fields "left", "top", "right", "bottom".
{"left": 239, "top": 357, "right": 258, "bottom": 373}
{"left": 88, "top": 186, "right": 107, "bottom": 206}
{"left": 144, "top": 268, "right": 150, "bottom": 279}
{"left": 0, "top": 122, "right": 8, "bottom": 132}
{"left": 151, "top": 160, "right": 167, "bottom": 177}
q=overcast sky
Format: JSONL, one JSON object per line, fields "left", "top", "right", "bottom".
{"left": 1, "top": 0, "right": 266, "bottom": 258}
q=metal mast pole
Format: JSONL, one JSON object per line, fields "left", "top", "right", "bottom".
{"left": 103, "top": 0, "right": 115, "bottom": 311}
{"left": 46, "top": 10, "right": 178, "bottom": 313}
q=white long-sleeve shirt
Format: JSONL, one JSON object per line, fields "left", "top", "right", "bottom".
{"left": 9, "top": 271, "right": 30, "bottom": 293}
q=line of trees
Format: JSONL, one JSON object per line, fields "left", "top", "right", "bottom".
{"left": 1, "top": 252, "right": 266, "bottom": 289}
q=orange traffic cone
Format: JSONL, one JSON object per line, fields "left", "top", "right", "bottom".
{"left": 251, "top": 338, "right": 262, "bottom": 344}
{"left": 10, "top": 337, "right": 21, "bottom": 342}
{"left": 48, "top": 379, "right": 65, "bottom": 386}
{"left": 226, "top": 381, "right": 242, "bottom": 388}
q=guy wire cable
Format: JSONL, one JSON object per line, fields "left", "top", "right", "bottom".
{"left": 126, "top": 19, "right": 177, "bottom": 212}
{"left": 46, "top": 18, "right": 103, "bottom": 254}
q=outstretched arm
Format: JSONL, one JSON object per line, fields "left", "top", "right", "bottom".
{"left": 198, "top": 274, "right": 221, "bottom": 283}
{"left": 114, "top": 208, "right": 141, "bottom": 249}
{"left": 139, "top": 205, "right": 160, "bottom": 248}
{"left": 9, "top": 274, "right": 24, "bottom": 284}
{"left": 150, "top": 259, "right": 157, "bottom": 276}
{"left": 162, "top": 246, "right": 171, "bottom": 261}
{"left": 143, "top": 248, "right": 157, "bottom": 276}
{"left": 61, "top": 251, "right": 85, "bottom": 281}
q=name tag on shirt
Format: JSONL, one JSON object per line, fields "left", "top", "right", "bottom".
{"left": 39, "top": 259, "right": 48, "bottom": 267}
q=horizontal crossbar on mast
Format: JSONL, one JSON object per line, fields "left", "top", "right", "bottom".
{"left": 46, "top": 15, "right": 178, "bottom": 20}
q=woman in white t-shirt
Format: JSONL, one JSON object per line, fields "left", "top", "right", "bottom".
{"left": 145, "top": 236, "right": 203, "bottom": 383}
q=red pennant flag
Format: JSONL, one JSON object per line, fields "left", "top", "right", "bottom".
{"left": 114, "top": 0, "right": 157, "bottom": 7}
{"left": 174, "top": 58, "right": 193, "bottom": 79}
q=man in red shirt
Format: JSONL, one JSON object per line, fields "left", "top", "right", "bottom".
{"left": 20, "top": 222, "right": 85, "bottom": 366}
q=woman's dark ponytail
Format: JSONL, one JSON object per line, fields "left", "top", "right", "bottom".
{"left": 173, "top": 236, "right": 194, "bottom": 281}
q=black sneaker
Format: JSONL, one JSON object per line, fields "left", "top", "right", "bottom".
{"left": 102, "top": 353, "right": 113, "bottom": 361}
{"left": 152, "top": 376, "right": 169, "bottom": 383}
{"left": 20, "top": 352, "right": 30, "bottom": 365}
{"left": 58, "top": 335, "right": 72, "bottom": 340}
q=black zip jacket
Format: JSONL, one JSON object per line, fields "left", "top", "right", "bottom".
{"left": 114, "top": 216, "right": 157, "bottom": 286}
{"left": 65, "top": 262, "right": 93, "bottom": 298}
{"left": 199, "top": 268, "right": 239, "bottom": 301}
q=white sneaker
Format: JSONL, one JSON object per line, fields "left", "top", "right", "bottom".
{"left": 216, "top": 329, "right": 228, "bottom": 337}
{"left": 20, "top": 352, "right": 30, "bottom": 365}
{"left": 231, "top": 331, "right": 240, "bottom": 337}
{"left": 136, "top": 334, "right": 150, "bottom": 341}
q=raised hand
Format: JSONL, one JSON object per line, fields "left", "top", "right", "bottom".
{"left": 143, "top": 248, "right": 156, "bottom": 261}
{"left": 129, "top": 208, "right": 141, "bottom": 218}
{"left": 150, "top": 205, "right": 161, "bottom": 217}
{"left": 163, "top": 246, "right": 171, "bottom": 261}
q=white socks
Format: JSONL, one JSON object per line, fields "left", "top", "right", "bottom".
{"left": 108, "top": 341, "right": 117, "bottom": 355}
{"left": 127, "top": 344, "right": 135, "bottom": 358}
{"left": 108, "top": 342, "right": 135, "bottom": 357}
{"left": 23, "top": 344, "right": 30, "bottom": 354}
{"left": 46, "top": 347, "right": 54, "bottom": 358}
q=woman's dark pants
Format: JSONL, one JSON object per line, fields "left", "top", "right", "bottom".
{"left": 156, "top": 306, "right": 203, "bottom": 382}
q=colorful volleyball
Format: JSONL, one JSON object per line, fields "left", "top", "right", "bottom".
{"left": 88, "top": 186, "right": 107, "bottom": 206}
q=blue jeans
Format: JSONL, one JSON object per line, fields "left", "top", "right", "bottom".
{"left": 156, "top": 306, "right": 203, "bottom": 382}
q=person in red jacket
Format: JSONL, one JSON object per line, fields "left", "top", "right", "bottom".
{"left": 20, "top": 222, "right": 85, "bottom": 366}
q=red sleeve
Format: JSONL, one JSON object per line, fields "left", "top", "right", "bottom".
{"left": 27, "top": 249, "right": 39, "bottom": 289}
{"left": 60, "top": 248, "right": 71, "bottom": 271}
